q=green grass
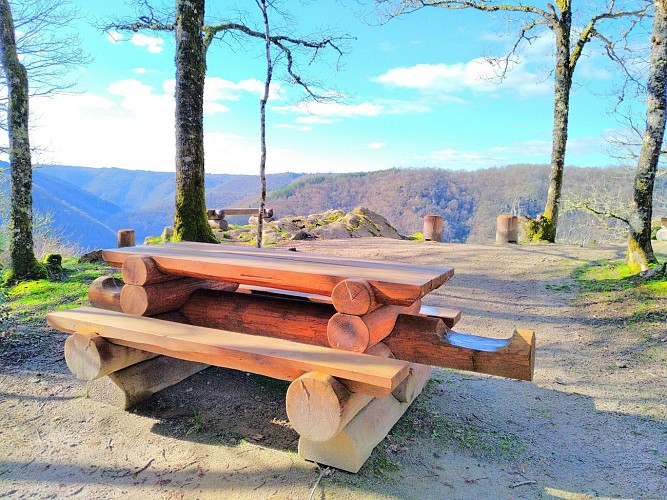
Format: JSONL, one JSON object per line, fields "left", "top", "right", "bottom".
{"left": 1, "top": 258, "right": 117, "bottom": 328}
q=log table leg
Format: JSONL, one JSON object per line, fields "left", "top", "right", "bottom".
{"left": 87, "top": 355, "right": 209, "bottom": 410}
{"left": 298, "top": 363, "right": 432, "bottom": 473}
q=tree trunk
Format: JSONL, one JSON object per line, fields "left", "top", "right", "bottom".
{"left": 539, "top": 12, "right": 573, "bottom": 243}
{"left": 257, "top": 0, "right": 272, "bottom": 248}
{"left": 627, "top": 0, "right": 666, "bottom": 271}
{"left": 0, "top": 0, "right": 45, "bottom": 281}
{"left": 173, "top": 0, "right": 216, "bottom": 243}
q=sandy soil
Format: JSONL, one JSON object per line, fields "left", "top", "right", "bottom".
{"left": 0, "top": 239, "right": 665, "bottom": 499}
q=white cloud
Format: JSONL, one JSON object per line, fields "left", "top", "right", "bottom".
{"left": 130, "top": 33, "right": 164, "bottom": 54}
{"left": 272, "top": 101, "right": 383, "bottom": 118}
{"left": 276, "top": 124, "right": 313, "bottom": 131}
{"left": 368, "top": 142, "right": 386, "bottom": 149}
{"left": 205, "top": 77, "right": 282, "bottom": 102}
{"left": 204, "top": 102, "right": 230, "bottom": 115}
{"left": 107, "top": 31, "right": 123, "bottom": 43}
{"left": 375, "top": 57, "right": 552, "bottom": 97}
{"left": 295, "top": 116, "right": 333, "bottom": 125}
{"left": 132, "top": 68, "right": 147, "bottom": 74}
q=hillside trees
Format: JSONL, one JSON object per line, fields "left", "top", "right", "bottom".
{"left": 109, "top": 1, "right": 344, "bottom": 243}
{"left": 377, "top": 0, "right": 648, "bottom": 243}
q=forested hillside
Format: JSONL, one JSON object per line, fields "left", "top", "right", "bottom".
{"left": 2, "top": 163, "right": 664, "bottom": 249}
{"left": 263, "top": 165, "right": 667, "bottom": 243}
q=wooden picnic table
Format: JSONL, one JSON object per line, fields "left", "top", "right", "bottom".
{"left": 47, "top": 241, "right": 535, "bottom": 473}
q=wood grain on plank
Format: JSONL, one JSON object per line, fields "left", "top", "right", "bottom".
{"left": 47, "top": 307, "right": 410, "bottom": 395}
{"left": 102, "top": 243, "right": 453, "bottom": 305}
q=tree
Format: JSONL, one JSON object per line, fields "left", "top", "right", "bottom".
{"left": 627, "top": 0, "right": 666, "bottom": 271}
{"left": 377, "top": 0, "right": 648, "bottom": 242}
{"left": 172, "top": 0, "right": 216, "bottom": 243}
{"left": 0, "top": 0, "right": 45, "bottom": 281}
{"left": 109, "top": 1, "right": 344, "bottom": 243}
{"left": 256, "top": 0, "right": 273, "bottom": 248}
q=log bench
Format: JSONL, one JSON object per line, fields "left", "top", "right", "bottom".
{"left": 47, "top": 242, "right": 535, "bottom": 473}
{"left": 207, "top": 208, "right": 274, "bottom": 230}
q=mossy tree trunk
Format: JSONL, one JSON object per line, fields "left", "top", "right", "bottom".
{"left": 627, "top": 0, "right": 666, "bottom": 272}
{"left": 172, "top": 0, "right": 216, "bottom": 243}
{"left": 540, "top": 7, "right": 573, "bottom": 243}
{"left": 0, "top": 0, "right": 45, "bottom": 281}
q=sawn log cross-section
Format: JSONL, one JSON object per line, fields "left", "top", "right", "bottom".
{"left": 47, "top": 241, "right": 535, "bottom": 473}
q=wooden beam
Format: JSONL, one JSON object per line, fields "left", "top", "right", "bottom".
{"left": 65, "top": 332, "right": 157, "bottom": 380}
{"left": 87, "top": 355, "right": 208, "bottom": 410}
{"left": 326, "top": 300, "right": 421, "bottom": 353}
{"left": 119, "top": 278, "right": 238, "bottom": 316}
{"left": 298, "top": 363, "right": 431, "bottom": 473}
{"left": 47, "top": 307, "right": 410, "bottom": 396}
{"left": 88, "top": 277, "right": 123, "bottom": 312}
{"left": 121, "top": 256, "right": 181, "bottom": 286}
{"left": 383, "top": 315, "right": 535, "bottom": 381}
{"left": 102, "top": 243, "right": 454, "bottom": 306}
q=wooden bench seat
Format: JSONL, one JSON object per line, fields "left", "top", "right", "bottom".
{"left": 102, "top": 243, "right": 454, "bottom": 306}
{"left": 47, "top": 307, "right": 410, "bottom": 396}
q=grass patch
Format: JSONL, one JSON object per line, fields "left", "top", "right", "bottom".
{"left": 1, "top": 258, "right": 118, "bottom": 335}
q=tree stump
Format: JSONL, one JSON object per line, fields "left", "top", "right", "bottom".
{"left": 423, "top": 215, "right": 443, "bottom": 242}
{"left": 117, "top": 229, "right": 135, "bottom": 248}
{"left": 496, "top": 215, "right": 518, "bottom": 244}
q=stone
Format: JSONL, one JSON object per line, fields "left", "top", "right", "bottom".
{"left": 656, "top": 227, "right": 667, "bottom": 241}
{"left": 79, "top": 250, "right": 104, "bottom": 263}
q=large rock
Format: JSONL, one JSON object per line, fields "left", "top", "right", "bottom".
{"left": 222, "top": 207, "right": 403, "bottom": 244}
{"left": 656, "top": 227, "right": 667, "bottom": 241}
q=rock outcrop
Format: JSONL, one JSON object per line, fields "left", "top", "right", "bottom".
{"left": 219, "top": 207, "right": 403, "bottom": 245}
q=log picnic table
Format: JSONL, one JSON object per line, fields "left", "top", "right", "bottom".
{"left": 47, "top": 242, "right": 535, "bottom": 473}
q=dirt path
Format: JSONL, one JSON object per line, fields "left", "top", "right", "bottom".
{"left": 1, "top": 240, "right": 665, "bottom": 499}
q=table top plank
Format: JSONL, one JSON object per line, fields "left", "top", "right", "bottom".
{"left": 47, "top": 307, "right": 410, "bottom": 395}
{"left": 103, "top": 243, "right": 454, "bottom": 305}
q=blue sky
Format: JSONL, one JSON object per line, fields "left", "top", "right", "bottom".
{"left": 10, "top": 0, "right": 649, "bottom": 175}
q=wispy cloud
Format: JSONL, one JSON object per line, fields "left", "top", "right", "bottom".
{"left": 272, "top": 101, "right": 383, "bottom": 118}
{"left": 275, "top": 124, "right": 313, "bottom": 131}
{"left": 368, "top": 142, "right": 386, "bottom": 149}
{"left": 130, "top": 33, "right": 164, "bottom": 54}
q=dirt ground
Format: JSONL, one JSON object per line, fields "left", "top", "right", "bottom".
{"left": 0, "top": 239, "right": 665, "bottom": 499}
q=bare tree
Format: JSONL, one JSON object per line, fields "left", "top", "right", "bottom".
{"left": 256, "top": 0, "right": 273, "bottom": 248}
{"left": 107, "top": 1, "right": 345, "bottom": 243}
{"left": 0, "top": 0, "right": 45, "bottom": 281}
{"left": 377, "top": 0, "right": 648, "bottom": 242}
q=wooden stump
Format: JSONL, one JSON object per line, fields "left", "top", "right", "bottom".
{"left": 423, "top": 215, "right": 443, "bottom": 242}
{"left": 496, "top": 215, "right": 518, "bottom": 244}
{"left": 86, "top": 355, "right": 209, "bottom": 410}
{"left": 117, "top": 229, "right": 135, "bottom": 248}
{"left": 298, "top": 363, "right": 431, "bottom": 473}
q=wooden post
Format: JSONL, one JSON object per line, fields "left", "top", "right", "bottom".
{"left": 423, "top": 215, "right": 443, "bottom": 242}
{"left": 117, "top": 229, "right": 135, "bottom": 248}
{"left": 298, "top": 363, "right": 431, "bottom": 473}
{"left": 496, "top": 215, "right": 518, "bottom": 244}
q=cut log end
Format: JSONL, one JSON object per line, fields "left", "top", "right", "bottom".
{"left": 88, "top": 276, "right": 123, "bottom": 312}
{"left": 327, "top": 314, "right": 369, "bottom": 353}
{"left": 121, "top": 255, "right": 174, "bottom": 286}
{"left": 331, "top": 279, "right": 377, "bottom": 315}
